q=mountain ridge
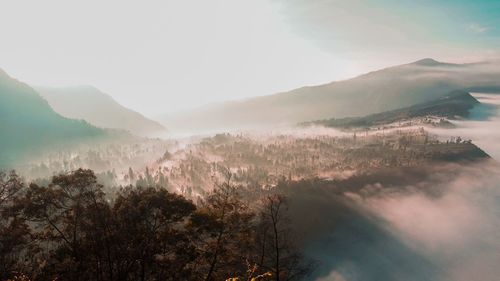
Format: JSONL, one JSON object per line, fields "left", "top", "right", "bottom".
{"left": 36, "top": 86, "right": 167, "bottom": 137}
{"left": 0, "top": 68, "right": 109, "bottom": 167}
{"left": 160, "top": 58, "right": 500, "bottom": 133}
{"left": 306, "top": 90, "right": 480, "bottom": 129}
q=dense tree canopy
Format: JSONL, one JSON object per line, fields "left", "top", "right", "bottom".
{"left": 0, "top": 169, "right": 311, "bottom": 281}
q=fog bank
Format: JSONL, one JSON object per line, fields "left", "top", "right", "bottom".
{"left": 304, "top": 161, "right": 500, "bottom": 281}
{"left": 428, "top": 93, "right": 500, "bottom": 159}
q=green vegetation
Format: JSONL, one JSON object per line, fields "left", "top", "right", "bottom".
{"left": 306, "top": 90, "right": 479, "bottom": 129}
{"left": 0, "top": 69, "right": 107, "bottom": 167}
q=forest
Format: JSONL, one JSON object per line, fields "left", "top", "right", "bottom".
{"left": 0, "top": 168, "right": 312, "bottom": 281}
{"left": 1, "top": 126, "right": 489, "bottom": 281}
{"left": 2, "top": 2, "right": 500, "bottom": 280}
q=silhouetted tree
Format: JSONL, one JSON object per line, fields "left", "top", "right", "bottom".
{"left": 21, "top": 169, "right": 108, "bottom": 280}
{"left": 112, "top": 186, "right": 196, "bottom": 281}
{"left": 255, "top": 194, "right": 312, "bottom": 281}
{"left": 0, "top": 168, "right": 311, "bottom": 281}
{"left": 189, "top": 170, "right": 254, "bottom": 280}
{"left": 0, "top": 171, "right": 30, "bottom": 280}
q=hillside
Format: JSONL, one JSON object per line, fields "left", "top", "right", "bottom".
{"left": 37, "top": 86, "right": 167, "bottom": 137}
{"left": 161, "top": 59, "right": 500, "bottom": 133}
{"left": 309, "top": 90, "right": 480, "bottom": 129}
{"left": 0, "top": 69, "right": 107, "bottom": 167}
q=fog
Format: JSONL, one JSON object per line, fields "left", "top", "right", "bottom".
{"left": 361, "top": 162, "right": 500, "bottom": 281}
{"left": 295, "top": 93, "right": 500, "bottom": 281}
{"left": 297, "top": 160, "right": 500, "bottom": 281}
{"left": 428, "top": 93, "right": 500, "bottom": 159}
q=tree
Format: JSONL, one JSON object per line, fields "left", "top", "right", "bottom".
{"left": 255, "top": 194, "right": 312, "bottom": 281}
{"left": 20, "top": 168, "right": 109, "bottom": 281}
{"left": 20, "top": 169, "right": 199, "bottom": 281}
{"left": 128, "top": 167, "right": 135, "bottom": 184}
{"left": 0, "top": 171, "right": 30, "bottom": 280}
{"left": 1, "top": 168, "right": 312, "bottom": 280}
{"left": 112, "top": 186, "right": 197, "bottom": 281}
{"left": 189, "top": 170, "right": 255, "bottom": 281}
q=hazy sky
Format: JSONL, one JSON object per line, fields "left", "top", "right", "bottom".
{"left": 1, "top": 0, "right": 499, "bottom": 115}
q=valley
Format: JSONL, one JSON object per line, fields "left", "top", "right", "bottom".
{"left": 1, "top": 61, "right": 500, "bottom": 281}
{"left": 2, "top": 1, "right": 500, "bottom": 279}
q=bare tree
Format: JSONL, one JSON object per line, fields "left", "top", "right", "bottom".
{"left": 256, "top": 194, "right": 312, "bottom": 281}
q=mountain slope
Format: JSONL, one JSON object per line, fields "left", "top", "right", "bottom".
{"left": 161, "top": 59, "right": 500, "bottom": 133}
{"left": 0, "top": 69, "right": 107, "bottom": 167}
{"left": 36, "top": 86, "right": 166, "bottom": 137}
{"left": 308, "top": 90, "right": 480, "bottom": 129}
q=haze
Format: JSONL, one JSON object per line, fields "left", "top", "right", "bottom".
{"left": 1, "top": 0, "right": 499, "bottom": 115}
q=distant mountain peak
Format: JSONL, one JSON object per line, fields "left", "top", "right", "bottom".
{"left": 412, "top": 58, "right": 443, "bottom": 66}
{"left": 0, "top": 69, "right": 107, "bottom": 166}
{"left": 36, "top": 85, "right": 167, "bottom": 137}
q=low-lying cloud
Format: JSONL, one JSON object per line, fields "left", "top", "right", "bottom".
{"left": 304, "top": 160, "right": 500, "bottom": 281}
{"left": 360, "top": 161, "right": 500, "bottom": 281}
{"left": 428, "top": 93, "right": 500, "bottom": 160}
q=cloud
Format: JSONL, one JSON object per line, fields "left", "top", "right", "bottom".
{"left": 290, "top": 159, "right": 500, "bottom": 281}
{"left": 427, "top": 93, "right": 500, "bottom": 160}
{"left": 360, "top": 161, "right": 500, "bottom": 281}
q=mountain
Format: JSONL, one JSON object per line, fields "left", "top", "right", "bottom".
{"left": 36, "top": 86, "right": 167, "bottom": 137}
{"left": 160, "top": 58, "right": 500, "bottom": 133}
{"left": 308, "top": 90, "right": 480, "bottom": 129}
{"left": 0, "top": 69, "right": 107, "bottom": 167}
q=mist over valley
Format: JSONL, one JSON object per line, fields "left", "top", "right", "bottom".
{"left": 1, "top": 1, "right": 500, "bottom": 280}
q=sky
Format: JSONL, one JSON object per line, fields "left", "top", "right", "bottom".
{"left": 0, "top": 0, "right": 499, "bottom": 115}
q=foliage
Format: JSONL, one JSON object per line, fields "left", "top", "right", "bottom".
{"left": 0, "top": 168, "right": 312, "bottom": 281}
